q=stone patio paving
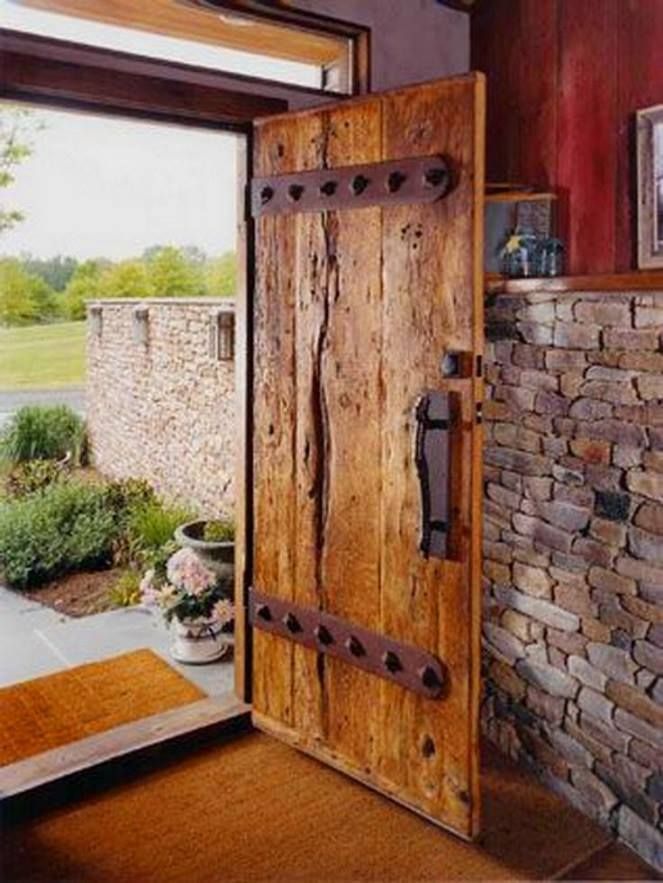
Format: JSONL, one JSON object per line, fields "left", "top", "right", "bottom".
{"left": 0, "top": 585, "right": 234, "bottom": 696}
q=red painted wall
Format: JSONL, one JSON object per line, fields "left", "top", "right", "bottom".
{"left": 472, "top": 0, "right": 663, "bottom": 275}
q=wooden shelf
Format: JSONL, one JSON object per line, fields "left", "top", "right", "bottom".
{"left": 486, "top": 271, "right": 663, "bottom": 295}
{"left": 485, "top": 191, "right": 557, "bottom": 204}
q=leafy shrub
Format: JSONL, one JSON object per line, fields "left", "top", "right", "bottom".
{"left": 0, "top": 481, "right": 120, "bottom": 588}
{"left": 202, "top": 518, "right": 235, "bottom": 543}
{"left": 1, "top": 405, "right": 86, "bottom": 464}
{"left": 4, "top": 459, "right": 63, "bottom": 498}
{"left": 141, "top": 539, "right": 179, "bottom": 582}
{"left": 102, "top": 478, "right": 156, "bottom": 524}
{"left": 108, "top": 570, "right": 142, "bottom": 608}
{"left": 128, "top": 501, "right": 192, "bottom": 553}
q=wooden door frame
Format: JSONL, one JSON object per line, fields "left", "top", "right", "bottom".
{"left": 0, "top": 10, "right": 368, "bottom": 812}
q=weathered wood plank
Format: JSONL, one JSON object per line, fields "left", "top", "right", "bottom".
{"left": 379, "top": 76, "right": 484, "bottom": 837}
{"left": 315, "top": 101, "right": 383, "bottom": 767}
{"left": 252, "top": 117, "right": 300, "bottom": 728}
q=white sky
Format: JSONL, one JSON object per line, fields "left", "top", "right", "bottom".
{"left": 0, "top": 0, "right": 318, "bottom": 260}
{"left": 2, "top": 108, "right": 240, "bottom": 260}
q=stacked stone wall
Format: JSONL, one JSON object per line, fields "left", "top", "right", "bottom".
{"left": 483, "top": 289, "right": 663, "bottom": 871}
{"left": 86, "top": 300, "right": 235, "bottom": 518}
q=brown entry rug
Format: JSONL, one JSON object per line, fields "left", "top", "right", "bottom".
{"left": 0, "top": 649, "right": 203, "bottom": 766}
{"left": 3, "top": 733, "right": 642, "bottom": 883}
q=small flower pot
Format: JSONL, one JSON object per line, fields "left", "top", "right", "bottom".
{"left": 170, "top": 617, "right": 230, "bottom": 665}
{"left": 174, "top": 520, "right": 234, "bottom": 582}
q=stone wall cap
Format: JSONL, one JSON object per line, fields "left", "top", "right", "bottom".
{"left": 86, "top": 298, "right": 236, "bottom": 309}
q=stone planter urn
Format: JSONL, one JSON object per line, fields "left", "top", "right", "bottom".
{"left": 174, "top": 520, "right": 234, "bottom": 583}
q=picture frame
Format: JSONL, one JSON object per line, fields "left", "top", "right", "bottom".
{"left": 636, "top": 104, "right": 663, "bottom": 269}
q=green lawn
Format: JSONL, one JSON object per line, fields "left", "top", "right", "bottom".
{"left": 0, "top": 322, "right": 86, "bottom": 390}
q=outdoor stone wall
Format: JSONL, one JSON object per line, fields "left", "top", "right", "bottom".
{"left": 482, "top": 289, "right": 663, "bottom": 871}
{"left": 86, "top": 299, "right": 235, "bottom": 518}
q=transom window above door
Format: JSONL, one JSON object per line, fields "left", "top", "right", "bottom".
{"left": 3, "top": 0, "right": 359, "bottom": 93}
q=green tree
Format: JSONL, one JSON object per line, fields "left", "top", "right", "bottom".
{"left": 21, "top": 254, "right": 78, "bottom": 292}
{"left": 182, "top": 245, "right": 207, "bottom": 267}
{"left": 0, "top": 258, "right": 57, "bottom": 326}
{"left": 100, "top": 260, "right": 154, "bottom": 299}
{"left": 205, "top": 251, "right": 237, "bottom": 297}
{"left": 147, "top": 246, "right": 204, "bottom": 297}
{"left": 0, "top": 107, "right": 40, "bottom": 236}
{"left": 62, "top": 260, "right": 103, "bottom": 320}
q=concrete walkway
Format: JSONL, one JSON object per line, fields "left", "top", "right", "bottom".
{"left": 0, "top": 388, "right": 86, "bottom": 430}
{"left": 0, "top": 586, "right": 233, "bottom": 697}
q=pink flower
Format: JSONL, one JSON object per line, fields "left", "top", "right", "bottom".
{"left": 140, "top": 569, "right": 159, "bottom": 605}
{"left": 166, "top": 548, "right": 216, "bottom": 596}
{"left": 154, "top": 583, "right": 181, "bottom": 611}
{"left": 212, "top": 599, "right": 234, "bottom": 627}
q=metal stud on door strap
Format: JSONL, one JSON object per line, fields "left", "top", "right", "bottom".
{"left": 250, "top": 155, "right": 452, "bottom": 217}
{"left": 249, "top": 589, "right": 446, "bottom": 700}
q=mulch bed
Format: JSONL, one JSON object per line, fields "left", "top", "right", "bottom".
{"left": 21, "top": 568, "right": 124, "bottom": 618}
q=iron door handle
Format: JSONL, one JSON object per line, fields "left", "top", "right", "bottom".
{"left": 414, "top": 391, "right": 452, "bottom": 559}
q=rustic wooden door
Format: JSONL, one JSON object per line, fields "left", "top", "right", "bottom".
{"left": 249, "top": 74, "right": 485, "bottom": 840}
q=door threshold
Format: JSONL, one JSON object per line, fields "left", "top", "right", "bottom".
{"left": 1, "top": 694, "right": 251, "bottom": 823}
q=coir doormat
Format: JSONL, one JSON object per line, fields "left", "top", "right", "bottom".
{"left": 0, "top": 649, "right": 203, "bottom": 766}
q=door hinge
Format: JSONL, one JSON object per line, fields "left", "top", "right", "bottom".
{"left": 249, "top": 589, "right": 446, "bottom": 700}
{"left": 250, "top": 154, "right": 452, "bottom": 217}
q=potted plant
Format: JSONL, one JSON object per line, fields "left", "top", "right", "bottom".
{"left": 140, "top": 547, "right": 234, "bottom": 664}
{"left": 174, "top": 518, "right": 235, "bottom": 583}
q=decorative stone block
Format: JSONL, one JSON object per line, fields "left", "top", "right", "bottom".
{"left": 493, "top": 586, "right": 580, "bottom": 632}
{"left": 628, "top": 526, "right": 663, "bottom": 566}
{"left": 633, "top": 640, "right": 663, "bottom": 676}
{"left": 604, "top": 328, "right": 659, "bottom": 350}
{"left": 512, "top": 562, "right": 553, "bottom": 599}
{"left": 568, "top": 655, "right": 607, "bottom": 691}
{"left": 577, "top": 687, "right": 614, "bottom": 724}
{"left": 554, "top": 322, "right": 601, "bottom": 350}
{"left": 589, "top": 518, "right": 627, "bottom": 548}
{"left": 637, "top": 375, "right": 663, "bottom": 401}
{"left": 483, "top": 622, "right": 526, "bottom": 664}
{"left": 513, "top": 513, "right": 573, "bottom": 553}
{"left": 586, "top": 643, "right": 638, "bottom": 685}
{"left": 518, "top": 321, "right": 553, "bottom": 345}
{"left": 617, "top": 806, "right": 663, "bottom": 873}
{"left": 605, "top": 680, "right": 663, "bottom": 729}
{"left": 579, "top": 710, "right": 630, "bottom": 753}
{"left": 615, "top": 709, "right": 663, "bottom": 750}
{"left": 570, "top": 767, "right": 619, "bottom": 815}
{"left": 547, "top": 726, "right": 594, "bottom": 767}
{"left": 634, "top": 502, "right": 663, "bottom": 536}
{"left": 574, "top": 301, "right": 631, "bottom": 326}
{"left": 634, "top": 305, "right": 663, "bottom": 329}
{"left": 515, "top": 659, "right": 579, "bottom": 698}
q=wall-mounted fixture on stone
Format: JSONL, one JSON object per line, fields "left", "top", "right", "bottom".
{"left": 210, "top": 307, "right": 235, "bottom": 361}
{"left": 132, "top": 305, "right": 149, "bottom": 346}
{"left": 86, "top": 300, "right": 235, "bottom": 519}
{"left": 89, "top": 304, "right": 103, "bottom": 338}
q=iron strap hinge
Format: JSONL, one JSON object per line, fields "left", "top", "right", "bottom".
{"left": 249, "top": 588, "right": 446, "bottom": 700}
{"left": 250, "top": 154, "right": 452, "bottom": 217}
